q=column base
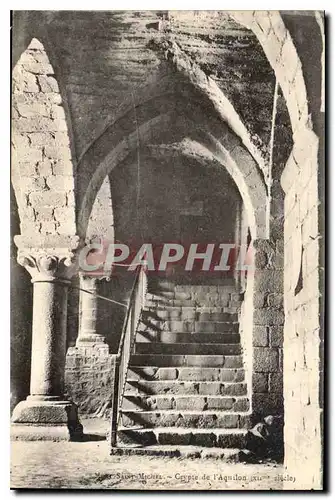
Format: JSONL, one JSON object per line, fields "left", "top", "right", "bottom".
{"left": 76, "top": 334, "right": 108, "bottom": 347}
{"left": 11, "top": 397, "right": 83, "bottom": 441}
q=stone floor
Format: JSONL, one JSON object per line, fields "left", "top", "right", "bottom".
{"left": 10, "top": 419, "right": 287, "bottom": 490}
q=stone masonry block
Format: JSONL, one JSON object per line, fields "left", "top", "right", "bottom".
{"left": 21, "top": 62, "right": 54, "bottom": 75}
{"left": 253, "top": 372, "right": 269, "bottom": 393}
{"left": 27, "top": 38, "right": 44, "bottom": 51}
{"left": 17, "top": 102, "right": 50, "bottom": 118}
{"left": 253, "top": 308, "right": 285, "bottom": 326}
{"left": 15, "top": 162, "right": 37, "bottom": 177}
{"left": 19, "top": 176, "right": 47, "bottom": 192}
{"left": 267, "top": 293, "right": 283, "bottom": 309}
{"left": 253, "top": 326, "right": 268, "bottom": 347}
{"left": 262, "top": 29, "right": 282, "bottom": 70}
{"left": 51, "top": 105, "right": 66, "bottom": 122}
{"left": 293, "top": 72, "right": 309, "bottom": 119}
{"left": 44, "top": 146, "right": 71, "bottom": 161}
{"left": 35, "top": 206, "right": 54, "bottom": 221}
{"left": 274, "top": 240, "right": 284, "bottom": 269}
{"left": 269, "top": 13, "right": 287, "bottom": 44}
{"left": 26, "top": 49, "right": 50, "bottom": 62}
{"left": 12, "top": 132, "right": 30, "bottom": 149}
{"left": 52, "top": 160, "right": 73, "bottom": 176}
{"left": 46, "top": 175, "right": 74, "bottom": 192}
{"left": 253, "top": 292, "right": 267, "bottom": 309}
{"left": 302, "top": 204, "right": 319, "bottom": 243}
{"left": 269, "top": 326, "right": 284, "bottom": 347}
{"left": 279, "top": 36, "right": 299, "bottom": 84}
{"left": 28, "top": 132, "right": 67, "bottom": 147}
{"left": 20, "top": 221, "right": 41, "bottom": 234}
{"left": 253, "top": 11, "right": 272, "bottom": 37}
{"left": 56, "top": 221, "right": 77, "bottom": 235}
{"left": 255, "top": 270, "right": 283, "bottom": 292}
{"left": 36, "top": 160, "right": 53, "bottom": 176}
{"left": 158, "top": 368, "right": 178, "bottom": 380}
{"left": 253, "top": 393, "right": 283, "bottom": 415}
{"left": 40, "top": 221, "right": 58, "bottom": 235}
{"left": 16, "top": 116, "right": 60, "bottom": 133}
{"left": 18, "top": 73, "right": 40, "bottom": 93}
{"left": 254, "top": 347, "right": 279, "bottom": 372}
{"left": 29, "top": 191, "right": 67, "bottom": 208}
{"left": 37, "top": 75, "right": 60, "bottom": 93}
{"left": 269, "top": 373, "right": 283, "bottom": 393}
{"left": 16, "top": 147, "right": 43, "bottom": 164}
{"left": 254, "top": 249, "right": 267, "bottom": 269}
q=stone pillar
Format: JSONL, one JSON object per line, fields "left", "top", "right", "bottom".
{"left": 11, "top": 245, "right": 83, "bottom": 441}
{"left": 76, "top": 274, "right": 107, "bottom": 346}
{"left": 251, "top": 239, "right": 284, "bottom": 420}
{"left": 65, "top": 273, "right": 112, "bottom": 416}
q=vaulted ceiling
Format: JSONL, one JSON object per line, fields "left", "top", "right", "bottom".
{"left": 13, "top": 10, "right": 292, "bottom": 166}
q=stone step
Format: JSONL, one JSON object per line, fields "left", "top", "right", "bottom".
{"left": 142, "top": 309, "right": 240, "bottom": 322}
{"left": 148, "top": 281, "right": 237, "bottom": 292}
{"left": 122, "top": 394, "right": 250, "bottom": 412}
{"left": 147, "top": 288, "right": 243, "bottom": 300}
{"left": 117, "top": 426, "right": 249, "bottom": 447}
{"left": 138, "top": 320, "right": 239, "bottom": 334}
{"left": 146, "top": 294, "right": 242, "bottom": 308}
{"left": 127, "top": 366, "right": 245, "bottom": 382}
{"left": 143, "top": 302, "right": 239, "bottom": 314}
{"left": 146, "top": 299, "right": 242, "bottom": 312}
{"left": 136, "top": 332, "right": 240, "bottom": 344}
{"left": 125, "top": 380, "right": 247, "bottom": 396}
{"left": 130, "top": 354, "right": 243, "bottom": 368}
{"left": 110, "top": 444, "right": 248, "bottom": 461}
{"left": 134, "top": 343, "right": 241, "bottom": 356}
{"left": 174, "top": 284, "right": 241, "bottom": 293}
{"left": 119, "top": 411, "right": 251, "bottom": 429}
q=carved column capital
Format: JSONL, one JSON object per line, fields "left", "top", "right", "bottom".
{"left": 14, "top": 234, "right": 84, "bottom": 283}
{"left": 80, "top": 271, "right": 113, "bottom": 283}
{"left": 17, "top": 250, "right": 78, "bottom": 283}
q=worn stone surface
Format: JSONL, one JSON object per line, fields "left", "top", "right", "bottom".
{"left": 281, "top": 135, "right": 323, "bottom": 489}
{"left": 65, "top": 346, "right": 117, "bottom": 416}
{"left": 11, "top": 421, "right": 286, "bottom": 489}
{"left": 115, "top": 281, "right": 252, "bottom": 450}
{"left": 11, "top": 400, "right": 83, "bottom": 441}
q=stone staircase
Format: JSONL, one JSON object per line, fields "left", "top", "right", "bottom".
{"left": 113, "top": 280, "right": 251, "bottom": 458}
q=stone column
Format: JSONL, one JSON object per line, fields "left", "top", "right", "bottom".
{"left": 76, "top": 274, "right": 107, "bottom": 346}
{"left": 65, "top": 272, "right": 111, "bottom": 416}
{"left": 11, "top": 246, "right": 83, "bottom": 441}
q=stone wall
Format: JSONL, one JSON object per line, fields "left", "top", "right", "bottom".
{"left": 252, "top": 239, "right": 284, "bottom": 419}
{"left": 281, "top": 128, "right": 323, "bottom": 489}
{"left": 65, "top": 345, "right": 117, "bottom": 417}
{"left": 110, "top": 154, "right": 240, "bottom": 246}
{"left": 12, "top": 37, "right": 76, "bottom": 239}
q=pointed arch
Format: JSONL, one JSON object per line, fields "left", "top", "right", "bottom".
{"left": 12, "top": 37, "right": 77, "bottom": 239}
{"left": 77, "top": 102, "right": 267, "bottom": 241}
